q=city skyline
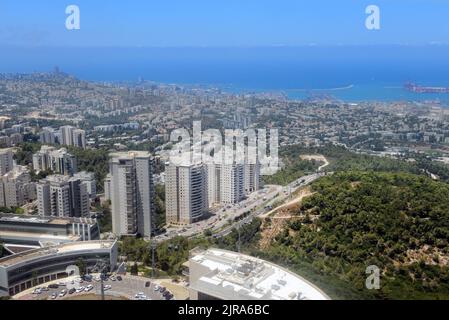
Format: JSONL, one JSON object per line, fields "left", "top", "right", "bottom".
{"left": 1, "top": 1, "right": 449, "bottom": 304}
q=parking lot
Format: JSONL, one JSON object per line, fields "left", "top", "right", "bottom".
{"left": 15, "top": 274, "right": 175, "bottom": 301}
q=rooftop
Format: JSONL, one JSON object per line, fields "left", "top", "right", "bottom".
{"left": 0, "top": 230, "right": 80, "bottom": 242}
{"left": 109, "top": 150, "right": 152, "bottom": 160}
{"left": 0, "top": 240, "right": 116, "bottom": 268}
{"left": 190, "top": 248, "right": 330, "bottom": 300}
{"left": 0, "top": 213, "right": 96, "bottom": 226}
{"left": 0, "top": 148, "right": 14, "bottom": 154}
{"left": 1, "top": 165, "right": 30, "bottom": 180}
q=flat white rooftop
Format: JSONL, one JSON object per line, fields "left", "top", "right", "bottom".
{"left": 190, "top": 248, "right": 330, "bottom": 300}
{"left": 109, "top": 151, "right": 152, "bottom": 159}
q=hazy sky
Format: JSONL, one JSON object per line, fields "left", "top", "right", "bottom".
{"left": 0, "top": 0, "right": 448, "bottom": 47}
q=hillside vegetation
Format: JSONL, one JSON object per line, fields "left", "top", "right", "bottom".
{"left": 259, "top": 171, "right": 449, "bottom": 299}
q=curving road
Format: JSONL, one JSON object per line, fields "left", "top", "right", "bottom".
{"left": 153, "top": 156, "right": 330, "bottom": 242}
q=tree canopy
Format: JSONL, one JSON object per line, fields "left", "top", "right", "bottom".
{"left": 258, "top": 171, "right": 449, "bottom": 299}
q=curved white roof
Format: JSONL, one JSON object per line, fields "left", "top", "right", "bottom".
{"left": 190, "top": 248, "right": 331, "bottom": 300}
{"left": 0, "top": 240, "right": 116, "bottom": 268}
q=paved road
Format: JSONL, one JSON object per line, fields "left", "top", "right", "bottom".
{"left": 215, "top": 172, "right": 326, "bottom": 237}
{"left": 152, "top": 158, "right": 329, "bottom": 242}
{"left": 153, "top": 184, "right": 283, "bottom": 242}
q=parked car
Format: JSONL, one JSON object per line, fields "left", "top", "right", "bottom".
{"left": 32, "top": 288, "right": 42, "bottom": 295}
{"left": 135, "top": 292, "right": 147, "bottom": 300}
{"left": 68, "top": 288, "right": 76, "bottom": 295}
{"left": 83, "top": 275, "right": 93, "bottom": 281}
{"left": 76, "top": 286, "right": 85, "bottom": 293}
{"left": 116, "top": 276, "right": 122, "bottom": 281}
{"left": 145, "top": 281, "right": 151, "bottom": 288}
{"left": 48, "top": 284, "right": 59, "bottom": 289}
{"left": 50, "top": 293, "right": 57, "bottom": 300}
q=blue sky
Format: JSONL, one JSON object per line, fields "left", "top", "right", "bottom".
{"left": 0, "top": 0, "right": 448, "bottom": 47}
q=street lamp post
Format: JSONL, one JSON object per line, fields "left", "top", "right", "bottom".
{"left": 89, "top": 258, "right": 108, "bottom": 301}
{"left": 151, "top": 242, "right": 157, "bottom": 279}
{"left": 237, "top": 222, "right": 241, "bottom": 253}
{"left": 100, "top": 275, "right": 105, "bottom": 301}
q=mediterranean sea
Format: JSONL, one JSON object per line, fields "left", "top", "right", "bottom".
{"left": 2, "top": 45, "right": 449, "bottom": 104}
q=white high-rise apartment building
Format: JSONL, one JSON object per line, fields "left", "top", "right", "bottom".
{"left": 104, "top": 174, "right": 112, "bottom": 201}
{"left": 218, "top": 163, "right": 245, "bottom": 205}
{"left": 108, "top": 152, "right": 155, "bottom": 237}
{"left": 206, "top": 157, "right": 260, "bottom": 207}
{"left": 206, "top": 163, "right": 221, "bottom": 207}
{"left": 0, "top": 149, "right": 14, "bottom": 176}
{"left": 72, "top": 129, "right": 87, "bottom": 149}
{"left": 0, "top": 166, "right": 36, "bottom": 208}
{"left": 244, "top": 162, "right": 261, "bottom": 194}
{"left": 59, "top": 126, "right": 86, "bottom": 149}
{"left": 60, "top": 126, "right": 74, "bottom": 146}
{"left": 166, "top": 163, "right": 207, "bottom": 226}
{"left": 33, "top": 146, "right": 77, "bottom": 176}
{"left": 36, "top": 175, "right": 90, "bottom": 218}
{"left": 39, "top": 127, "right": 57, "bottom": 144}
{"left": 73, "top": 171, "right": 96, "bottom": 199}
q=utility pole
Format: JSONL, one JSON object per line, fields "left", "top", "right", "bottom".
{"left": 100, "top": 275, "right": 105, "bottom": 301}
{"left": 151, "top": 242, "right": 157, "bottom": 278}
{"left": 91, "top": 258, "right": 107, "bottom": 301}
{"left": 237, "top": 222, "right": 241, "bottom": 253}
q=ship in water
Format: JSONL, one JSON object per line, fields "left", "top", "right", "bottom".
{"left": 405, "top": 82, "right": 449, "bottom": 94}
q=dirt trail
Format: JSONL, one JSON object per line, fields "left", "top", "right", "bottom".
{"left": 259, "top": 188, "right": 314, "bottom": 250}
{"left": 300, "top": 154, "right": 329, "bottom": 171}
{"left": 260, "top": 188, "right": 314, "bottom": 219}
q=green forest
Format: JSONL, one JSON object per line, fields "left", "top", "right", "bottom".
{"left": 256, "top": 171, "right": 449, "bottom": 299}
{"left": 268, "top": 144, "right": 449, "bottom": 184}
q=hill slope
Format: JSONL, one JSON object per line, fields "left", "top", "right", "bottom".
{"left": 259, "top": 171, "right": 449, "bottom": 299}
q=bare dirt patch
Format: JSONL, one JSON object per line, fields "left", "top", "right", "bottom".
{"left": 400, "top": 245, "right": 449, "bottom": 267}
{"left": 259, "top": 188, "right": 315, "bottom": 250}
{"left": 300, "top": 154, "right": 329, "bottom": 171}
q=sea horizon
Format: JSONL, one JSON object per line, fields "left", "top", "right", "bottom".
{"left": 2, "top": 45, "right": 449, "bottom": 104}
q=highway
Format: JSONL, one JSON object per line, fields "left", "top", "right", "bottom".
{"left": 153, "top": 184, "right": 283, "bottom": 242}
{"left": 214, "top": 171, "right": 326, "bottom": 238}
{"left": 152, "top": 171, "right": 327, "bottom": 242}
{"left": 150, "top": 156, "right": 330, "bottom": 242}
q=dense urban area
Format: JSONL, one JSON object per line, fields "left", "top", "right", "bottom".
{"left": 1, "top": 70, "right": 449, "bottom": 300}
